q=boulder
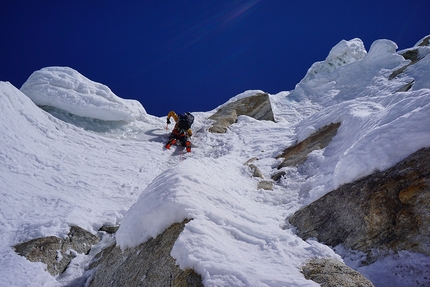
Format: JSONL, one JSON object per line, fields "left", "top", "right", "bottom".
{"left": 14, "top": 226, "right": 99, "bottom": 276}
{"left": 209, "top": 92, "right": 275, "bottom": 133}
{"left": 289, "top": 147, "right": 430, "bottom": 259}
{"left": 302, "top": 258, "right": 374, "bottom": 287}
{"left": 88, "top": 219, "right": 203, "bottom": 287}
{"left": 66, "top": 225, "right": 100, "bottom": 254}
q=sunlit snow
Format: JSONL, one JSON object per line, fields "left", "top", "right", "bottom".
{"left": 21, "top": 67, "right": 147, "bottom": 122}
{"left": 1, "top": 37, "right": 429, "bottom": 286}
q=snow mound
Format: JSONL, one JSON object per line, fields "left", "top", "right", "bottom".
{"left": 362, "top": 39, "right": 399, "bottom": 65}
{"left": 20, "top": 66, "right": 147, "bottom": 122}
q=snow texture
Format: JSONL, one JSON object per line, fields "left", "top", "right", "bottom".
{"left": 20, "top": 67, "right": 147, "bottom": 122}
{"left": 1, "top": 36, "right": 430, "bottom": 286}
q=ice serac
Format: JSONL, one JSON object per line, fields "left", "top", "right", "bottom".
{"left": 20, "top": 66, "right": 147, "bottom": 122}
{"left": 301, "top": 38, "right": 367, "bottom": 85}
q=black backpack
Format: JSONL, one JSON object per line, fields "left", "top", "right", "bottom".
{"left": 177, "top": 112, "right": 194, "bottom": 131}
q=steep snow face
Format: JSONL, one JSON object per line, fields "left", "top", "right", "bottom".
{"left": 20, "top": 67, "right": 147, "bottom": 122}
{"left": 1, "top": 35, "right": 430, "bottom": 287}
{"left": 403, "top": 48, "right": 430, "bottom": 90}
{"left": 115, "top": 38, "right": 430, "bottom": 285}
{"left": 0, "top": 81, "right": 173, "bottom": 287}
{"left": 117, "top": 155, "right": 339, "bottom": 286}
{"left": 284, "top": 38, "right": 430, "bottom": 201}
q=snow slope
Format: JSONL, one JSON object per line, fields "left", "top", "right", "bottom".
{"left": 1, "top": 36, "right": 430, "bottom": 286}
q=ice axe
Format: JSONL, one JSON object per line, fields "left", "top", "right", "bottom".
{"left": 166, "top": 118, "right": 171, "bottom": 130}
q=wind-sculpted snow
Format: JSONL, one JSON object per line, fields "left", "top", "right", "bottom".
{"left": 301, "top": 38, "right": 367, "bottom": 85}
{"left": 1, "top": 35, "right": 430, "bottom": 286}
{"left": 292, "top": 39, "right": 407, "bottom": 103}
{"left": 117, "top": 156, "right": 338, "bottom": 286}
{"left": 0, "top": 82, "right": 170, "bottom": 286}
{"left": 20, "top": 67, "right": 147, "bottom": 122}
{"left": 402, "top": 49, "right": 430, "bottom": 90}
{"left": 286, "top": 38, "right": 430, "bottom": 203}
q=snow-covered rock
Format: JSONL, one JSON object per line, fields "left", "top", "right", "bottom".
{"left": 88, "top": 220, "right": 203, "bottom": 287}
{"left": 14, "top": 226, "right": 99, "bottom": 276}
{"left": 290, "top": 147, "right": 430, "bottom": 257}
{"left": 208, "top": 92, "right": 274, "bottom": 133}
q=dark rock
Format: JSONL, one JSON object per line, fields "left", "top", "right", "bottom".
{"left": 302, "top": 258, "right": 374, "bottom": 287}
{"left": 396, "top": 80, "right": 414, "bottom": 92}
{"left": 209, "top": 92, "right": 275, "bottom": 133}
{"left": 66, "top": 225, "right": 99, "bottom": 254}
{"left": 289, "top": 147, "right": 430, "bottom": 258}
{"left": 416, "top": 35, "right": 430, "bottom": 47}
{"left": 277, "top": 122, "right": 341, "bottom": 169}
{"left": 271, "top": 171, "right": 286, "bottom": 181}
{"left": 389, "top": 35, "right": 430, "bottom": 80}
{"left": 14, "top": 225, "right": 99, "bottom": 276}
{"left": 88, "top": 219, "right": 203, "bottom": 287}
{"left": 14, "top": 236, "right": 73, "bottom": 276}
{"left": 98, "top": 225, "right": 120, "bottom": 234}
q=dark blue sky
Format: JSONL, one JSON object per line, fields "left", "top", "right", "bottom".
{"left": 1, "top": 1, "right": 429, "bottom": 116}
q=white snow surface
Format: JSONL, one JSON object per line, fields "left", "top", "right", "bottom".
{"left": 1, "top": 37, "right": 430, "bottom": 286}
{"left": 20, "top": 67, "right": 147, "bottom": 122}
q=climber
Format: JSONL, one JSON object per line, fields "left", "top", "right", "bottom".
{"left": 165, "top": 111, "right": 194, "bottom": 152}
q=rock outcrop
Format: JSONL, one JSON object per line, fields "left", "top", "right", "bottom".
{"left": 271, "top": 122, "right": 341, "bottom": 181}
{"left": 389, "top": 34, "right": 430, "bottom": 82}
{"left": 289, "top": 147, "right": 430, "bottom": 260}
{"left": 209, "top": 92, "right": 275, "bottom": 133}
{"left": 14, "top": 226, "right": 99, "bottom": 276}
{"left": 276, "top": 122, "right": 341, "bottom": 169}
{"left": 88, "top": 219, "right": 203, "bottom": 287}
{"left": 302, "top": 258, "right": 374, "bottom": 287}
{"left": 98, "top": 224, "right": 120, "bottom": 234}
